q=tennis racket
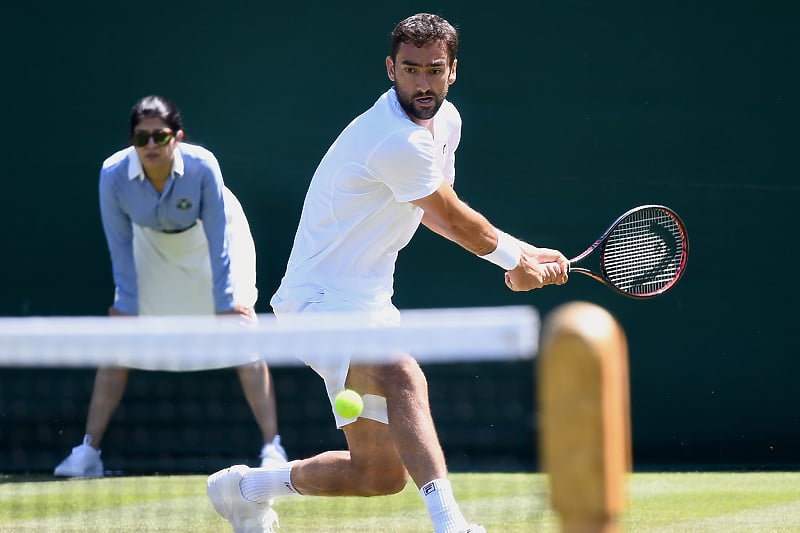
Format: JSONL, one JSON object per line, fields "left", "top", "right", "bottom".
{"left": 555, "top": 204, "right": 689, "bottom": 298}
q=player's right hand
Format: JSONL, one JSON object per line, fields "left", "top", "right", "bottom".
{"left": 505, "top": 246, "right": 569, "bottom": 291}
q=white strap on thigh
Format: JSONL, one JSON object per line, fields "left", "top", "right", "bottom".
{"left": 360, "top": 394, "right": 388, "bottom": 424}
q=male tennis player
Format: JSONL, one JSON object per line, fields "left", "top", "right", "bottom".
{"left": 208, "top": 13, "right": 568, "bottom": 533}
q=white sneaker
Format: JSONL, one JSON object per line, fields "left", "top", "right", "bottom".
{"left": 207, "top": 465, "right": 279, "bottom": 533}
{"left": 259, "top": 435, "right": 288, "bottom": 468}
{"left": 460, "top": 526, "right": 487, "bottom": 533}
{"left": 54, "top": 435, "right": 103, "bottom": 478}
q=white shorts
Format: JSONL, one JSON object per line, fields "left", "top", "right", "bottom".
{"left": 271, "top": 290, "right": 398, "bottom": 428}
{"left": 128, "top": 187, "right": 258, "bottom": 315}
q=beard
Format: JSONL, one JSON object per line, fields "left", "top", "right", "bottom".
{"left": 395, "top": 86, "right": 448, "bottom": 121}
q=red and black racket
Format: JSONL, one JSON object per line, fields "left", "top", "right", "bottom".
{"left": 559, "top": 205, "right": 689, "bottom": 298}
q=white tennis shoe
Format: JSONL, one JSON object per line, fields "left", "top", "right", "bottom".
{"left": 259, "top": 435, "right": 288, "bottom": 468}
{"left": 53, "top": 435, "right": 103, "bottom": 478}
{"left": 207, "top": 465, "right": 279, "bottom": 533}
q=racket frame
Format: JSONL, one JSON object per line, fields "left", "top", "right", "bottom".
{"left": 567, "top": 204, "right": 689, "bottom": 298}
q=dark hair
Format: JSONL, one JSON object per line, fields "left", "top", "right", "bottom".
{"left": 390, "top": 13, "right": 459, "bottom": 66}
{"left": 129, "top": 95, "right": 183, "bottom": 134}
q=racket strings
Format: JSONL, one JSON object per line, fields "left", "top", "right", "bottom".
{"left": 602, "top": 210, "right": 686, "bottom": 295}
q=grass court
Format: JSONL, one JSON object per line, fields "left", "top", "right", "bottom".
{"left": 2, "top": 471, "right": 799, "bottom": 532}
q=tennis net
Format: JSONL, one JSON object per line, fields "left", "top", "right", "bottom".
{"left": 0, "top": 306, "right": 538, "bottom": 371}
{"left": 0, "top": 305, "right": 540, "bottom": 475}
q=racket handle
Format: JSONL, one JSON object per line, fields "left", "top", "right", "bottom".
{"left": 542, "top": 261, "right": 571, "bottom": 273}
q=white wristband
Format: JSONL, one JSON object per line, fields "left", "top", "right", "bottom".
{"left": 479, "top": 229, "right": 522, "bottom": 270}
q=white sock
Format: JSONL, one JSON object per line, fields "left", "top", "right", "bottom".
{"left": 420, "top": 478, "right": 469, "bottom": 533}
{"left": 240, "top": 460, "right": 299, "bottom": 503}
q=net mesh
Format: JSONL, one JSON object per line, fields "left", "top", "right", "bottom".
{"left": 0, "top": 305, "right": 540, "bottom": 475}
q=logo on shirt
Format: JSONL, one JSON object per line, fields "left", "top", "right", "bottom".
{"left": 175, "top": 198, "right": 193, "bottom": 211}
{"left": 442, "top": 143, "right": 447, "bottom": 154}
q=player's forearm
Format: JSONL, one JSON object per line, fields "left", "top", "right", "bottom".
{"left": 415, "top": 184, "right": 500, "bottom": 256}
{"left": 421, "top": 208, "right": 497, "bottom": 256}
{"left": 420, "top": 211, "right": 488, "bottom": 251}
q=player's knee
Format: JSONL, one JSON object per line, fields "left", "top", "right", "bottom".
{"left": 381, "top": 468, "right": 410, "bottom": 494}
{"left": 378, "top": 354, "right": 427, "bottom": 392}
{"left": 358, "top": 464, "right": 409, "bottom": 496}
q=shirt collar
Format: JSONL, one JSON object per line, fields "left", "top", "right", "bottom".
{"left": 127, "top": 145, "right": 185, "bottom": 180}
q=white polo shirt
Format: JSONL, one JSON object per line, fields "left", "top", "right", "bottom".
{"left": 271, "top": 87, "right": 461, "bottom": 308}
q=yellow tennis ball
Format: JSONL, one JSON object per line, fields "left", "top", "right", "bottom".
{"left": 334, "top": 389, "right": 364, "bottom": 418}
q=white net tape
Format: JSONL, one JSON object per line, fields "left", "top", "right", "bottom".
{"left": 0, "top": 306, "right": 538, "bottom": 371}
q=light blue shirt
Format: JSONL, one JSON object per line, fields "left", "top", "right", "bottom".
{"left": 98, "top": 143, "right": 234, "bottom": 314}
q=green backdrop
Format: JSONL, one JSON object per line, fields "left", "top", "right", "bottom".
{"left": 2, "top": 1, "right": 799, "bottom": 472}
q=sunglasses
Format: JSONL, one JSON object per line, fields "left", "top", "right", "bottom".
{"left": 132, "top": 128, "right": 175, "bottom": 147}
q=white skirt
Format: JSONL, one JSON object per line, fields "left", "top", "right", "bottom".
{"left": 130, "top": 188, "right": 258, "bottom": 316}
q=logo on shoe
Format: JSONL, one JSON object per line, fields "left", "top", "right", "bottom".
{"left": 422, "top": 481, "right": 436, "bottom": 495}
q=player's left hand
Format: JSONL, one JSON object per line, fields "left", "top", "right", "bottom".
{"left": 505, "top": 245, "right": 569, "bottom": 291}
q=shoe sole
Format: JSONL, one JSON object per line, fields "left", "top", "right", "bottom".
{"left": 207, "top": 468, "right": 239, "bottom": 521}
{"left": 207, "top": 466, "right": 280, "bottom": 533}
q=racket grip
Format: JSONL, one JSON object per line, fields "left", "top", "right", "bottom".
{"left": 542, "top": 261, "right": 571, "bottom": 273}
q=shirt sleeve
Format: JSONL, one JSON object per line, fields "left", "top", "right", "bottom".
{"left": 198, "top": 154, "right": 236, "bottom": 312}
{"left": 99, "top": 169, "right": 138, "bottom": 314}
{"left": 369, "top": 128, "right": 444, "bottom": 203}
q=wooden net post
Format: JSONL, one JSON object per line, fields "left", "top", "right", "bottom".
{"left": 537, "top": 301, "right": 632, "bottom": 533}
